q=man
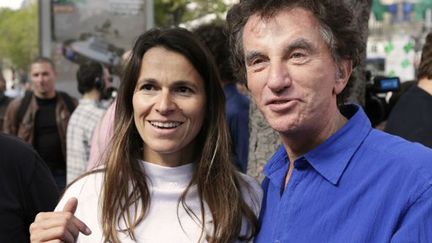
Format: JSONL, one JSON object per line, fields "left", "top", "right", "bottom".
{"left": 226, "top": 0, "right": 432, "bottom": 242}
{"left": 193, "top": 23, "right": 250, "bottom": 173}
{"left": 0, "top": 133, "right": 59, "bottom": 243}
{"left": 3, "top": 57, "right": 77, "bottom": 190}
{"left": 385, "top": 32, "right": 432, "bottom": 148}
{"left": 66, "top": 62, "right": 108, "bottom": 183}
{"left": 0, "top": 72, "right": 12, "bottom": 128}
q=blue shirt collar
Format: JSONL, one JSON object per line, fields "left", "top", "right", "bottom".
{"left": 264, "top": 104, "right": 372, "bottom": 186}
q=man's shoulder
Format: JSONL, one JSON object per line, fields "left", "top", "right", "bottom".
{"left": 56, "top": 90, "right": 78, "bottom": 103}
{"left": 8, "top": 95, "right": 25, "bottom": 106}
{"left": 364, "top": 129, "right": 432, "bottom": 180}
{"left": 368, "top": 129, "right": 432, "bottom": 158}
{"left": 0, "top": 133, "right": 40, "bottom": 168}
{"left": 0, "top": 133, "right": 32, "bottom": 149}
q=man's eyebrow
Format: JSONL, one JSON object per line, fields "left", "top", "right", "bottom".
{"left": 245, "top": 51, "right": 265, "bottom": 64}
{"left": 284, "top": 38, "right": 316, "bottom": 54}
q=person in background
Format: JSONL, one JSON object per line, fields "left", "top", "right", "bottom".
{"left": 0, "top": 133, "right": 59, "bottom": 243}
{"left": 193, "top": 23, "right": 250, "bottom": 173}
{"left": 385, "top": 32, "right": 432, "bottom": 148}
{"left": 30, "top": 28, "right": 261, "bottom": 243}
{"left": 0, "top": 71, "right": 12, "bottom": 129}
{"left": 86, "top": 99, "right": 115, "bottom": 170}
{"left": 226, "top": 0, "right": 432, "bottom": 242}
{"left": 3, "top": 57, "right": 77, "bottom": 191}
{"left": 66, "top": 62, "right": 109, "bottom": 183}
{"left": 86, "top": 50, "right": 131, "bottom": 171}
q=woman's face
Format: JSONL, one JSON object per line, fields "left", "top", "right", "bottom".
{"left": 132, "top": 47, "right": 206, "bottom": 167}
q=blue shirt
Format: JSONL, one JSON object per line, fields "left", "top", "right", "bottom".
{"left": 224, "top": 83, "right": 249, "bottom": 173}
{"left": 255, "top": 105, "right": 432, "bottom": 243}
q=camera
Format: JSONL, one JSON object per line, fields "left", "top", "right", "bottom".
{"left": 364, "top": 72, "right": 400, "bottom": 127}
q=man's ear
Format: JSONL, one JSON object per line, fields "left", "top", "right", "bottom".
{"left": 333, "top": 59, "right": 352, "bottom": 95}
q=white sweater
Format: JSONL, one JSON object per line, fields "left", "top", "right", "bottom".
{"left": 56, "top": 161, "right": 262, "bottom": 243}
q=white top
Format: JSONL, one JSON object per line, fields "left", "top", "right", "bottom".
{"left": 56, "top": 160, "right": 262, "bottom": 243}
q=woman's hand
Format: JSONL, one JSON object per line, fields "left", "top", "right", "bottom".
{"left": 30, "top": 197, "right": 91, "bottom": 243}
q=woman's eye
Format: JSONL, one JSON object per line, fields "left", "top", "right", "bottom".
{"left": 175, "top": 86, "right": 192, "bottom": 94}
{"left": 141, "top": 84, "right": 155, "bottom": 91}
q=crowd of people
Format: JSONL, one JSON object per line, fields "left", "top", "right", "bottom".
{"left": 0, "top": 0, "right": 431, "bottom": 242}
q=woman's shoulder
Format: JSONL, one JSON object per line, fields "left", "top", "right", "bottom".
{"left": 237, "top": 172, "right": 263, "bottom": 216}
{"left": 55, "top": 170, "right": 105, "bottom": 211}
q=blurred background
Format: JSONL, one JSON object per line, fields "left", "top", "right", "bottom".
{"left": 0, "top": 0, "right": 239, "bottom": 98}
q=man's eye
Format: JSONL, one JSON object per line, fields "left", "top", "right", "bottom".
{"left": 291, "top": 52, "right": 306, "bottom": 59}
{"left": 251, "top": 58, "right": 264, "bottom": 66}
{"left": 289, "top": 51, "right": 308, "bottom": 64}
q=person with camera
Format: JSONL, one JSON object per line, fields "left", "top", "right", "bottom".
{"left": 385, "top": 32, "right": 432, "bottom": 148}
{"left": 66, "top": 62, "right": 110, "bottom": 183}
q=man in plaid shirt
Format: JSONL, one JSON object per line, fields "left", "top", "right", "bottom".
{"left": 66, "top": 62, "right": 111, "bottom": 183}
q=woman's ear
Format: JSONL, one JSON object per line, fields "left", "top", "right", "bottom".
{"left": 333, "top": 59, "right": 352, "bottom": 95}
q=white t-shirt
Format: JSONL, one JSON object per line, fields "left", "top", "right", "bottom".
{"left": 56, "top": 160, "right": 262, "bottom": 243}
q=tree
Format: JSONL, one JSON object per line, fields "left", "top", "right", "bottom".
{"left": 0, "top": 4, "right": 38, "bottom": 71}
{"left": 247, "top": 0, "right": 372, "bottom": 181}
{"left": 155, "top": 0, "right": 229, "bottom": 27}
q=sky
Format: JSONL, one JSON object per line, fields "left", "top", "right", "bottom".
{"left": 0, "top": 0, "right": 24, "bottom": 10}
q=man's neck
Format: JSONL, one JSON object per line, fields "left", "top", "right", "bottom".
{"left": 282, "top": 109, "right": 348, "bottom": 186}
{"left": 417, "top": 77, "right": 432, "bottom": 95}
{"left": 35, "top": 91, "right": 56, "bottom": 99}
{"left": 283, "top": 112, "right": 347, "bottom": 161}
{"left": 82, "top": 89, "right": 101, "bottom": 101}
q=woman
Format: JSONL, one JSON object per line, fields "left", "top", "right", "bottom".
{"left": 30, "top": 28, "right": 261, "bottom": 243}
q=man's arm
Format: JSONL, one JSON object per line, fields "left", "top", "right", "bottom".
{"left": 2, "top": 98, "right": 21, "bottom": 135}
{"left": 391, "top": 186, "right": 432, "bottom": 242}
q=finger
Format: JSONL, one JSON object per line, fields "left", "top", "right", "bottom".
{"left": 62, "top": 197, "right": 78, "bottom": 214}
{"left": 30, "top": 214, "right": 90, "bottom": 242}
{"left": 31, "top": 212, "right": 91, "bottom": 241}
{"left": 31, "top": 225, "right": 74, "bottom": 243}
{"left": 43, "top": 240, "right": 63, "bottom": 243}
{"left": 61, "top": 198, "right": 91, "bottom": 235}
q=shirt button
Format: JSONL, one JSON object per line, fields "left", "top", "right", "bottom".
{"left": 275, "top": 240, "right": 281, "bottom": 243}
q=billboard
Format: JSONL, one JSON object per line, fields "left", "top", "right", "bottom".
{"left": 50, "top": 0, "right": 150, "bottom": 97}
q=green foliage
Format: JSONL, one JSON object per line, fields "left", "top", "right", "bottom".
{"left": 155, "top": 0, "right": 229, "bottom": 27}
{"left": 0, "top": 4, "right": 38, "bottom": 70}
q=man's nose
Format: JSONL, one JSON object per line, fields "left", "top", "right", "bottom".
{"left": 33, "top": 75, "right": 43, "bottom": 83}
{"left": 155, "top": 91, "right": 177, "bottom": 115}
{"left": 267, "top": 61, "right": 291, "bottom": 93}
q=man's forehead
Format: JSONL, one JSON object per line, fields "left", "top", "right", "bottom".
{"left": 242, "top": 8, "right": 320, "bottom": 50}
{"left": 244, "top": 7, "right": 315, "bottom": 35}
{"left": 30, "top": 62, "right": 55, "bottom": 72}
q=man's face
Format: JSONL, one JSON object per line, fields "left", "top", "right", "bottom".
{"left": 30, "top": 62, "right": 57, "bottom": 99}
{"left": 242, "top": 8, "right": 350, "bottom": 137}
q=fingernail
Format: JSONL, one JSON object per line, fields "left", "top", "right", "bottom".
{"left": 84, "top": 227, "right": 92, "bottom": 235}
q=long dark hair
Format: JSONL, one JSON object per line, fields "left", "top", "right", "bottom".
{"left": 101, "top": 27, "right": 258, "bottom": 242}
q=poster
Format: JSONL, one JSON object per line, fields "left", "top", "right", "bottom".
{"left": 51, "top": 0, "right": 149, "bottom": 97}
